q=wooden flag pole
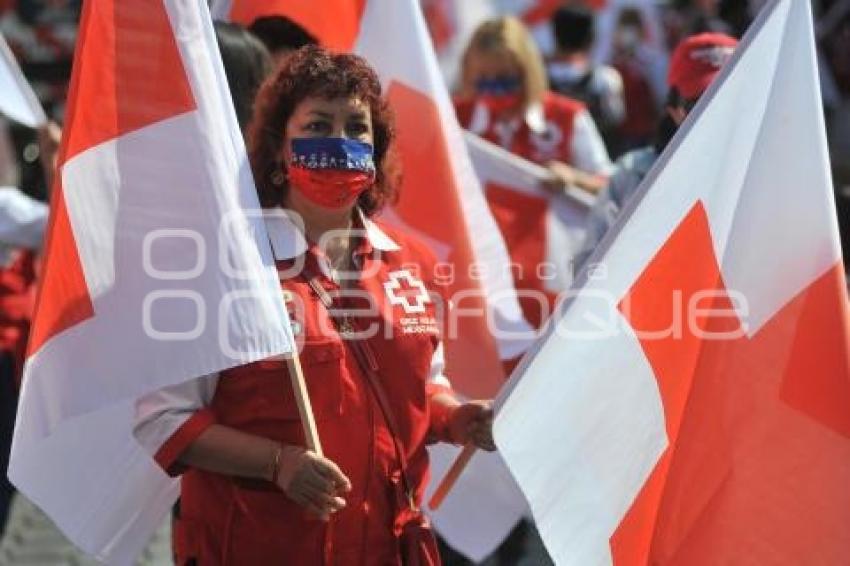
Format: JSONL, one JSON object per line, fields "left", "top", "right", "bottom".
{"left": 428, "top": 443, "right": 476, "bottom": 510}
{"left": 284, "top": 351, "right": 323, "bottom": 457}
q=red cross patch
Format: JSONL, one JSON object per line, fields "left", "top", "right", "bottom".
{"left": 383, "top": 269, "right": 430, "bottom": 314}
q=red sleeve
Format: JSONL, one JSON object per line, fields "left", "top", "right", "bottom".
{"left": 153, "top": 408, "right": 216, "bottom": 477}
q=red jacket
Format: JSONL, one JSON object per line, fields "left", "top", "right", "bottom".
{"left": 454, "top": 91, "right": 583, "bottom": 167}
{"left": 141, "top": 216, "right": 454, "bottom": 565}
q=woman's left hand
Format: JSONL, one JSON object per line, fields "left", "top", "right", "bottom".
{"left": 448, "top": 401, "right": 496, "bottom": 452}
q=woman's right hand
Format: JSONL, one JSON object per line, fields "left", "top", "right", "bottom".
{"left": 275, "top": 446, "right": 352, "bottom": 521}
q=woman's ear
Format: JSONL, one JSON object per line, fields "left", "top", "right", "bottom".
{"left": 270, "top": 162, "right": 286, "bottom": 187}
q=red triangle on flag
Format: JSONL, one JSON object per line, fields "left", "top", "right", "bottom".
{"left": 61, "top": 0, "right": 195, "bottom": 165}
{"left": 612, "top": 201, "right": 850, "bottom": 563}
{"left": 28, "top": 0, "right": 196, "bottom": 356}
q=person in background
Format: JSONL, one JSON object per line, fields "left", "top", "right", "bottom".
{"left": 665, "top": 0, "right": 735, "bottom": 49}
{"left": 549, "top": 5, "right": 626, "bottom": 156}
{"left": 455, "top": 16, "right": 613, "bottom": 196}
{"left": 576, "top": 32, "right": 738, "bottom": 270}
{"left": 248, "top": 15, "right": 318, "bottom": 62}
{"left": 817, "top": 0, "right": 850, "bottom": 274}
{"left": 214, "top": 21, "right": 272, "bottom": 131}
{"left": 610, "top": 8, "right": 666, "bottom": 154}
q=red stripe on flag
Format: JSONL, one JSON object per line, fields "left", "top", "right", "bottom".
{"left": 387, "top": 80, "right": 504, "bottom": 398}
{"left": 612, "top": 201, "right": 850, "bottom": 563}
{"left": 485, "top": 183, "right": 553, "bottom": 329}
{"left": 60, "top": 0, "right": 195, "bottom": 165}
{"left": 27, "top": 179, "right": 93, "bottom": 357}
{"left": 611, "top": 201, "right": 724, "bottom": 564}
{"left": 229, "top": 0, "right": 366, "bottom": 52}
{"left": 647, "top": 261, "right": 850, "bottom": 563}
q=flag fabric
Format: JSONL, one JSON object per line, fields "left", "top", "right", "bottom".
{"left": 0, "top": 32, "right": 46, "bottom": 128}
{"left": 222, "top": 0, "right": 367, "bottom": 51}
{"left": 468, "top": 132, "right": 594, "bottom": 327}
{"left": 494, "top": 1, "right": 850, "bottom": 564}
{"left": 425, "top": 132, "right": 596, "bottom": 561}
{"left": 8, "top": 1, "right": 293, "bottom": 563}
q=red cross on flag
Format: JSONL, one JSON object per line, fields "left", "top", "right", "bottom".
{"left": 494, "top": 0, "right": 850, "bottom": 564}
{"left": 8, "top": 1, "right": 293, "bottom": 562}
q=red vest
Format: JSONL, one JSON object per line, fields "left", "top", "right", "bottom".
{"left": 455, "top": 91, "right": 583, "bottom": 166}
{"left": 175, "top": 224, "right": 449, "bottom": 566}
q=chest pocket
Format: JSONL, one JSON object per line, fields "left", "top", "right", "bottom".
{"left": 215, "top": 339, "right": 345, "bottom": 427}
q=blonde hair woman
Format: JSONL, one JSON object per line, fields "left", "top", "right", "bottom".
{"left": 456, "top": 16, "right": 612, "bottom": 196}
{"left": 454, "top": 17, "right": 614, "bottom": 331}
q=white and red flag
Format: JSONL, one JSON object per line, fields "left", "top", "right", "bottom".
{"left": 8, "top": 0, "right": 292, "bottom": 563}
{"left": 468, "top": 132, "right": 594, "bottom": 327}
{"left": 424, "top": 132, "right": 596, "bottom": 560}
{"left": 494, "top": 0, "right": 850, "bottom": 564}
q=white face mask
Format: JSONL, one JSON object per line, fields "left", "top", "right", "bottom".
{"left": 616, "top": 26, "right": 641, "bottom": 51}
{"left": 549, "top": 60, "right": 586, "bottom": 82}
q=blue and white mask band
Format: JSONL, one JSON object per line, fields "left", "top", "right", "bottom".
{"left": 290, "top": 138, "right": 376, "bottom": 173}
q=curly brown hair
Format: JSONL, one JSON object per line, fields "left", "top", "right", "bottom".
{"left": 247, "top": 45, "right": 400, "bottom": 216}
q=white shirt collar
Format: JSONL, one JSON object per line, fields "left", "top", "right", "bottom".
{"left": 263, "top": 206, "right": 400, "bottom": 261}
{"left": 468, "top": 100, "right": 547, "bottom": 137}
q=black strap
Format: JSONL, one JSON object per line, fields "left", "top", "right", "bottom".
{"left": 301, "top": 265, "right": 418, "bottom": 510}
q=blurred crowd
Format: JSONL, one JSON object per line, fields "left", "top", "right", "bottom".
{"left": 0, "top": 0, "right": 848, "bottom": 564}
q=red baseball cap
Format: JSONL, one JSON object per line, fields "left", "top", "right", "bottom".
{"left": 668, "top": 33, "right": 739, "bottom": 100}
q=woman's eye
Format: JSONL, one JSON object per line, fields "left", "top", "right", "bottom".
{"left": 305, "top": 121, "right": 330, "bottom": 133}
{"left": 346, "top": 122, "right": 370, "bottom": 137}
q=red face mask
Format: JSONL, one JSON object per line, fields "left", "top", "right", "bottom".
{"left": 479, "top": 93, "right": 523, "bottom": 115}
{"left": 287, "top": 137, "right": 376, "bottom": 209}
{"left": 288, "top": 168, "right": 375, "bottom": 209}
{"left": 475, "top": 77, "right": 523, "bottom": 115}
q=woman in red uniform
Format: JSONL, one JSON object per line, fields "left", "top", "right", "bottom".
{"left": 455, "top": 16, "right": 613, "bottom": 195}
{"left": 134, "top": 46, "right": 494, "bottom": 566}
{"left": 454, "top": 17, "right": 614, "bottom": 329}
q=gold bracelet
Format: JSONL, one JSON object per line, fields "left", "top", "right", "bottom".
{"left": 268, "top": 445, "right": 283, "bottom": 484}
